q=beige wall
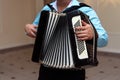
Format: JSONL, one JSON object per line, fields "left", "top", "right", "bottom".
{"left": 36, "top": 0, "right": 44, "bottom": 13}
{"left": 0, "top": 0, "right": 43, "bottom": 49}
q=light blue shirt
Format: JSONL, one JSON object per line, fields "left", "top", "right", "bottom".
{"left": 33, "top": 0, "right": 108, "bottom": 47}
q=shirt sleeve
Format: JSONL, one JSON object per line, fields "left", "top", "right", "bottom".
{"left": 79, "top": 7, "right": 108, "bottom": 47}
{"left": 32, "top": 12, "right": 41, "bottom": 26}
{"left": 32, "top": 5, "right": 52, "bottom": 26}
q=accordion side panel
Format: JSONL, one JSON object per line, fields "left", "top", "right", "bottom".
{"left": 32, "top": 11, "right": 50, "bottom": 62}
{"left": 82, "top": 12, "right": 98, "bottom": 66}
{"left": 66, "top": 10, "right": 98, "bottom": 68}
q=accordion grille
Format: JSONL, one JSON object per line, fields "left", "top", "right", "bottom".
{"left": 41, "top": 12, "right": 74, "bottom": 69}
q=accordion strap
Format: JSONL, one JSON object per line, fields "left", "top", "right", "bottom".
{"left": 47, "top": 4, "right": 56, "bottom": 12}
{"left": 63, "top": 3, "right": 91, "bottom": 13}
{"left": 47, "top": 3, "right": 91, "bottom": 13}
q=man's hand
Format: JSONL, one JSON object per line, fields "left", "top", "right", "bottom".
{"left": 25, "top": 24, "right": 37, "bottom": 38}
{"left": 75, "top": 20, "right": 94, "bottom": 41}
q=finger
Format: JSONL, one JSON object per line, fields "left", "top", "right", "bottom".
{"left": 81, "top": 20, "right": 88, "bottom": 26}
{"left": 75, "top": 27, "right": 86, "bottom": 32}
{"left": 31, "top": 27, "right": 37, "bottom": 34}
{"left": 77, "top": 37, "right": 88, "bottom": 41}
{"left": 75, "top": 27, "right": 81, "bottom": 32}
{"left": 31, "top": 31, "right": 36, "bottom": 38}
{"left": 27, "top": 31, "right": 36, "bottom": 38}
{"left": 76, "top": 33, "right": 88, "bottom": 40}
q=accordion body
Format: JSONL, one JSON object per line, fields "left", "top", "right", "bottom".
{"left": 32, "top": 10, "right": 98, "bottom": 69}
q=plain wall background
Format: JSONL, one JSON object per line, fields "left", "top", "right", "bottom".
{"left": 0, "top": 0, "right": 38, "bottom": 49}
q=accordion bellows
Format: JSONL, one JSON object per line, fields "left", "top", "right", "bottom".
{"left": 32, "top": 10, "right": 98, "bottom": 69}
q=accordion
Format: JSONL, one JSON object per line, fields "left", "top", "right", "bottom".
{"left": 32, "top": 10, "right": 98, "bottom": 69}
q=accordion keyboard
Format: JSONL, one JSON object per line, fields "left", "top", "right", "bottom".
{"left": 72, "top": 15, "right": 88, "bottom": 59}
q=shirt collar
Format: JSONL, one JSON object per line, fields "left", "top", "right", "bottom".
{"left": 51, "top": 0, "right": 80, "bottom": 11}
